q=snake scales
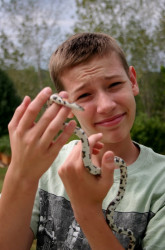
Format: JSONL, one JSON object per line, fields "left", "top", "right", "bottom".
{"left": 48, "top": 94, "right": 136, "bottom": 249}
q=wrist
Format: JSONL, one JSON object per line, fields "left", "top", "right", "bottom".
{"left": 74, "top": 205, "right": 123, "bottom": 250}
{"left": 73, "top": 203, "right": 104, "bottom": 225}
{"left": 3, "top": 163, "right": 39, "bottom": 196}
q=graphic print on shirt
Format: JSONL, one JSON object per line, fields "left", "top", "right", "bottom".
{"left": 37, "top": 189, "right": 90, "bottom": 250}
{"left": 36, "top": 189, "right": 154, "bottom": 250}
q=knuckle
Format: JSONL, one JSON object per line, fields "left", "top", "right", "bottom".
{"left": 28, "top": 108, "right": 36, "bottom": 116}
{"left": 58, "top": 161, "right": 72, "bottom": 177}
{"left": 8, "top": 121, "right": 13, "bottom": 131}
{"left": 14, "top": 105, "right": 24, "bottom": 117}
{"left": 15, "top": 128, "right": 34, "bottom": 146}
{"left": 15, "top": 105, "right": 22, "bottom": 113}
{"left": 43, "top": 111, "right": 54, "bottom": 122}
{"left": 25, "top": 134, "right": 36, "bottom": 146}
{"left": 58, "top": 166, "right": 65, "bottom": 177}
{"left": 49, "top": 125, "right": 60, "bottom": 135}
{"left": 27, "top": 104, "right": 37, "bottom": 116}
{"left": 15, "top": 126, "right": 24, "bottom": 138}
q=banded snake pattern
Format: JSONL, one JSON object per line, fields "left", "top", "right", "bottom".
{"left": 48, "top": 94, "right": 136, "bottom": 249}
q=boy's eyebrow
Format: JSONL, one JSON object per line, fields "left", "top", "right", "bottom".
{"left": 70, "top": 74, "right": 123, "bottom": 95}
{"left": 104, "top": 74, "right": 122, "bottom": 80}
{"left": 71, "top": 82, "right": 90, "bottom": 94}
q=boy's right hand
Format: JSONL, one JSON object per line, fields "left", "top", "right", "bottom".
{"left": 8, "top": 87, "right": 76, "bottom": 186}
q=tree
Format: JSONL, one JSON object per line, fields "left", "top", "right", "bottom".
{"left": 0, "top": 0, "right": 75, "bottom": 89}
{"left": 155, "top": 9, "right": 165, "bottom": 67}
{"left": 73, "top": 0, "right": 165, "bottom": 120}
{"left": 0, "top": 30, "right": 24, "bottom": 70}
{"left": 74, "top": 0, "right": 164, "bottom": 72}
{"left": 0, "top": 69, "right": 21, "bottom": 136}
{"left": 131, "top": 113, "right": 165, "bottom": 154}
{"left": 6, "top": 67, "right": 52, "bottom": 100}
{"left": 136, "top": 67, "right": 165, "bottom": 120}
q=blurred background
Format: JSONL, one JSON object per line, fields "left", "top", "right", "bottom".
{"left": 0, "top": 0, "right": 165, "bottom": 161}
{"left": 0, "top": 0, "right": 165, "bottom": 248}
{"left": 0, "top": 0, "right": 165, "bottom": 168}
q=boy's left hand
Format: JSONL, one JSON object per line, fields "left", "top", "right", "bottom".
{"left": 58, "top": 133, "right": 116, "bottom": 221}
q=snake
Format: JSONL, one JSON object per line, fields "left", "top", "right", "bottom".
{"left": 48, "top": 94, "right": 136, "bottom": 249}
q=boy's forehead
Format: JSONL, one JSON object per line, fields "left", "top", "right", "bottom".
{"left": 62, "top": 52, "right": 124, "bottom": 82}
{"left": 61, "top": 55, "right": 127, "bottom": 95}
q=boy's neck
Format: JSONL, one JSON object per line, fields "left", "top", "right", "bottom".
{"left": 93, "top": 136, "right": 140, "bottom": 167}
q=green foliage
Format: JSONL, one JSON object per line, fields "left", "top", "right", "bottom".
{"left": 136, "top": 67, "right": 165, "bottom": 120}
{"left": 1, "top": 0, "right": 67, "bottom": 75}
{"left": 0, "top": 69, "right": 21, "bottom": 136}
{"left": 131, "top": 113, "right": 165, "bottom": 154}
{"left": 0, "top": 135, "right": 11, "bottom": 155}
{"left": 68, "top": 134, "right": 79, "bottom": 142}
{"left": 0, "top": 167, "right": 7, "bottom": 193}
{"left": 6, "top": 67, "right": 52, "bottom": 99}
{"left": 0, "top": 0, "right": 164, "bottom": 156}
{"left": 74, "top": 0, "right": 164, "bottom": 72}
{"left": 0, "top": 31, "right": 25, "bottom": 70}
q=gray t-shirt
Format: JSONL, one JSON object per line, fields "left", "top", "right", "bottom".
{"left": 31, "top": 141, "right": 165, "bottom": 249}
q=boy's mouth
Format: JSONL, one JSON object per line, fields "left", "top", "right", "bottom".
{"left": 94, "top": 113, "right": 126, "bottom": 127}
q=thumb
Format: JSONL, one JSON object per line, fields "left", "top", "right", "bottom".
{"left": 101, "top": 151, "right": 116, "bottom": 181}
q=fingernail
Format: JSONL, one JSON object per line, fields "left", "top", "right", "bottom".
{"left": 44, "top": 87, "right": 52, "bottom": 95}
{"left": 97, "top": 133, "right": 103, "bottom": 138}
{"left": 59, "top": 91, "right": 68, "bottom": 98}
{"left": 106, "top": 152, "right": 114, "bottom": 162}
{"left": 107, "top": 156, "right": 114, "bottom": 162}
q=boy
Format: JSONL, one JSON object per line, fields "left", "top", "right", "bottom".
{"left": 0, "top": 33, "right": 165, "bottom": 250}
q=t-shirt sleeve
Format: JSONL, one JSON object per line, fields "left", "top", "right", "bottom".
{"left": 142, "top": 201, "right": 165, "bottom": 249}
{"left": 30, "top": 188, "right": 40, "bottom": 237}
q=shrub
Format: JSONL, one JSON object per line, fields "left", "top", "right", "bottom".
{"left": 0, "top": 134, "right": 11, "bottom": 156}
{"left": 0, "top": 69, "right": 21, "bottom": 136}
{"left": 131, "top": 113, "right": 165, "bottom": 154}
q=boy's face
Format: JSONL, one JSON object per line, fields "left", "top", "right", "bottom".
{"left": 61, "top": 52, "right": 139, "bottom": 145}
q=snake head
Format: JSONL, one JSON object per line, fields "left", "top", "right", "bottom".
{"left": 114, "top": 156, "right": 126, "bottom": 167}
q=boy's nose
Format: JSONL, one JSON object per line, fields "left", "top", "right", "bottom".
{"left": 96, "top": 93, "right": 116, "bottom": 114}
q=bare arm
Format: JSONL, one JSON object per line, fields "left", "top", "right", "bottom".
{"left": 77, "top": 208, "right": 123, "bottom": 250}
{"left": 58, "top": 135, "right": 124, "bottom": 250}
{"left": 0, "top": 88, "right": 76, "bottom": 250}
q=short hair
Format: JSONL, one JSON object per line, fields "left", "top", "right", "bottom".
{"left": 49, "top": 32, "right": 129, "bottom": 92}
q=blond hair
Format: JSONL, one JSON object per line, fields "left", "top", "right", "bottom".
{"left": 49, "top": 32, "right": 129, "bottom": 92}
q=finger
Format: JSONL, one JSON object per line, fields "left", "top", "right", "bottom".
{"left": 92, "top": 141, "right": 104, "bottom": 155}
{"left": 34, "top": 90, "right": 71, "bottom": 138}
{"left": 88, "top": 133, "right": 103, "bottom": 154}
{"left": 33, "top": 102, "right": 64, "bottom": 138}
{"left": 101, "top": 151, "right": 116, "bottom": 181}
{"left": 19, "top": 87, "right": 52, "bottom": 131}
{"left": 40, "top": 107, "right": 75, "bottom": 148}
{"left": 8, "top": 96, "right": 31, "bottom": 132}
{"left": 59, "top": 91, "right": 68, "bottom": 99}
{"left": 49, "top": 120, "right": 76, "bottom": 154}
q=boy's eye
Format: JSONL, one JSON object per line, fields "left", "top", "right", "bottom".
{"left": 77, "top": 93, "right": 90, "bottom": 100}
{"left": 109, "top": 82, "right": 121, "bottom": 88}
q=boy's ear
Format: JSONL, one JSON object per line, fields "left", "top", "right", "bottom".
{"left": 129, "top": 66, "right": 139, "bottom": 96}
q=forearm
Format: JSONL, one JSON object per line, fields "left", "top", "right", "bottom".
{"left": 59, "top": 138, "right": 122, "bottom": 249}
{"left": 0, "top": 88, "right": 77, "bottom": 249}
{"left": 76, "top": 206, "right": 124, "bottom": 250}
{"left": 0, "top": 165, "right": 37, "bottom": 250}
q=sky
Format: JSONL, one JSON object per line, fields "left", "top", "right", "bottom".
{"left": 0, "top": 0, "right": 78, "bottom": 68}
{"left": 0, "top": 0, "right": 164, "bottom": 70}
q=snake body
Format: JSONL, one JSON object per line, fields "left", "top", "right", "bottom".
{"left": 49, "top": 94, "right": 136, "bottom": 249}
